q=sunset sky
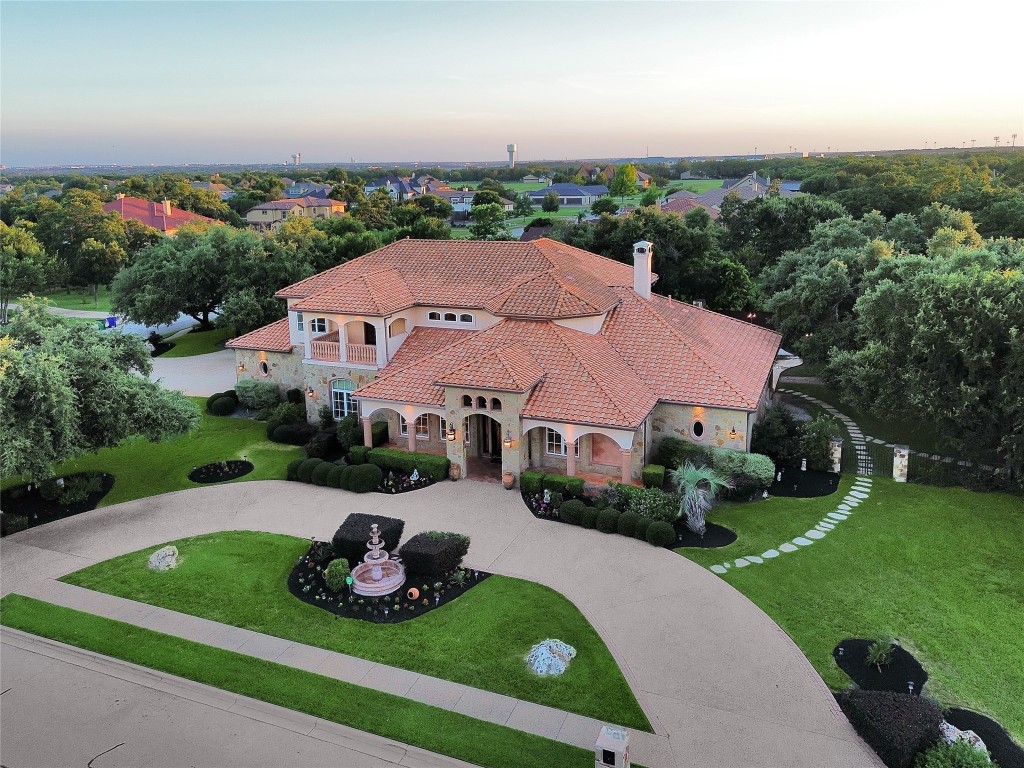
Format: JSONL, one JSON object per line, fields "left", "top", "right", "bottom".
{"left": 2, "top": 1, "right": 1021, "bottom": 166}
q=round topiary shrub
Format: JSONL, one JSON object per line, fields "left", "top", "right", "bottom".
{"left": 325, "top": 464, "right": 344, "bottom": 488}
{"left": 559, "top": 499, "right": 587, "bottom": 525}
{"left": 646, "top": 520, "right": 676, "bottom": 547}
{"left": 616, "top": 510, "right": 640, "bottom": 537}
{"left": 208, "top": 396, "right": 237, "bottom": 416}
{"left": 224, "top": 389, "right": 239, "bottom": 402}
{"left": 324, "top": 558, "right": 351, "bottom": 592}
{"left": 337, "top": 464, "right": 356, "bottom": 490}
{"left": 579, "top": 507, "right": 599, "bottom": 529}
{"left": 286, "top": 459, "right": 304, "bottom": 481}
{"left": 348, "top": 463, "right": 383, "bottom": 493}
{"left": 206, "top": 392, "right": 224, "bottom": 409}
{"left": 311, "top": 462, "right": 333, "bottom": 486}
{"left": 297, "top": 458, "right": 323, "bottom": 483}
{"left": 634, "top": 516, "right": 652, "bottom": 541}
{"left": 597, "top": 508, "right": 621, "bottom": 533}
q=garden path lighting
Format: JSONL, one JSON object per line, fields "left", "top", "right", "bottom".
{"left": 907, "top": 681, "right": 914, "bottom": 694}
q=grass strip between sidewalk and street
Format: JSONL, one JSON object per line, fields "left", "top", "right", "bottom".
{"left": 0, "top": 595, "right": 597, "bottom": 768}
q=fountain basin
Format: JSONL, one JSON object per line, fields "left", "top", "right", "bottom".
{"left": 351, "top": 559, "right": 406, "bottom": 596}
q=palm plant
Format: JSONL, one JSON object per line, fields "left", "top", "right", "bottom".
{"left": 669, "top": 461, "right": 733, "bottom": 536}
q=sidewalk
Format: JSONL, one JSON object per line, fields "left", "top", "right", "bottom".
{"left": 15, "top": 578, "right": 674, "bottom": 764}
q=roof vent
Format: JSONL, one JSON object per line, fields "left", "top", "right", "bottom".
{"left": 633, "top": 240, "right": 653, "bottom": 299}
{"left": 692, "top": 300, "right": 706, "bottom": 309}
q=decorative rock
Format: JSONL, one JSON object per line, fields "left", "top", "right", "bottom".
{"left": 711, "top": 565, "right": 727, "bottom": 574}
{"left": 735, "top": 558, "right": 750, "bottom": 568}
{"left": 792, "top": 536, "right": 814, "bottom": 546}
{"left": 147, "top": 546, "right": 179, "bottom": 572}
{"left": 806, "top": 530, "right": 826, "bottom": 539}
{"left": 762, "top": 549, "right": 780, "bottom": 559}
{"left": 849, "top": 490, "right": 869, "bottom": 499}
{"left": 525, "top": 639, "right": 576, "bottom": 676}
{"left": 828, "top": 513, "right": 848, "bottom": 521}
{"left": 837, "top": 504, "right": 852, "bottom": 511}
{"left": 778, "top": 543, "right": 798, "bottom": 553}
{"left": 816, "top": 524, "right": 833, "bottom": 532}
{"left": 746, "top": 555, "right": 763, "bottom": 564}
{"left": 939, "top": 721, "right": 988, "bottom": 755}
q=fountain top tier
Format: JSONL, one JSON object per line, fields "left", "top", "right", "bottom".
{"left": 351, "top": 523, "right": 406, "bottom": 597}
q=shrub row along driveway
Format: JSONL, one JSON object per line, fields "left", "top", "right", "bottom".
{"left": 0, "top": 479, "right": 881, "bottom": 768}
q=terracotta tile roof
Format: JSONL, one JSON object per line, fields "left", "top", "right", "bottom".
{"left": 292, "top": 268, "right": 415, "bottom": 315}
{"left": 660, "top": 197, "right": 720, "bottom": 219}
{"left": 276, "top": 238, "right": 641, "bottom": 319}
{"left": 436, "top": 343, "right": 545, "bottom": 392}
{"left": 226, "top": 318, "right": 292, "bottom": 352}
{"left": 103, "top": 196, "right": 215, "bottom": 233}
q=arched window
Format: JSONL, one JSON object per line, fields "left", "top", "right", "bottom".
{"left": 462, "top": 394, "right": 473, "bottom": 407}
{"left": 490, "top": 398, "right": 502, "bottom": 411}
{"left": 476, "top": 396, "right": 487, "bottom": 409}
{"left": 331, "top": 379, "right": 356, "bottom": 420}
{"left": 444, "top": 312, "right": 457, "bottom": 322}
{"left": 691, "top": 420, "right": 705, "bottom": 441}
{"left": 428, "top": 311, "right": 441, "bottom": 321}
{"left": 459, "top": 313, "right": 474, "bottom": 323}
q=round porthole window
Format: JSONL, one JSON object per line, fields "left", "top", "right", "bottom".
{"left": 691, "top": 420, "right": 705, "bottom": 440}
{"left": 258, "top": 360, "right": 270, "bottom": 377}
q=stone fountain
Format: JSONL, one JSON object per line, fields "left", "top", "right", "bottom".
{"left": 351, "top": 523, "right": 406, "bottom": 597}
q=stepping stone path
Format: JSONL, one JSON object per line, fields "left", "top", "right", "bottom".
{"left": 708, "top": 386, "right": 878, "bottom": 575}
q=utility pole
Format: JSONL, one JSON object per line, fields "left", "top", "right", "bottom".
{"left": 971, "top": 139, "right": 976, "bottom": 148}
{"left": 1012, "top": 133, "right": 1018, "bottom": 149}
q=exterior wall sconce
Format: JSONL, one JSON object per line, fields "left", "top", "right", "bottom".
{"left": 503, "top": 431, "right": 513, "bottom": 449}
{"left": 237, "top": 362, "right": 245, "bottom": 372}
{"left": 306, "top": 386, "right": 317, "bottom": 399}
{"left": 729, "top": 427, "right": 738, "bottom": 440}
{"left": 446, "top": 423, "right": 457, "bottom": 441}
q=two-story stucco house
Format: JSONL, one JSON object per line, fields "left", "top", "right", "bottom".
{"left": 227, "top": 238, "right": 783, "bottom": 484}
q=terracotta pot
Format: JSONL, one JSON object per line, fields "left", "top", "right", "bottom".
{"left": 449, "top": 463, "right": 461, "bottom": 481}
{"left": 407, "top": 587, "right": 420, "bottom": 600}
{"left": 502, "top": 471, "right": 515, "bottom": 490}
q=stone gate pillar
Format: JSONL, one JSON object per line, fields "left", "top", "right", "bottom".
{"left": 829, "top": 437, "right": 843, "bottom": 474}
{"left": 893, "top": 445, "right": 909, "bottom": 483}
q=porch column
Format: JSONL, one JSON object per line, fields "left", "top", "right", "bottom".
{"left": 362, "top": 417, "right": 373, "bottom": 448}
{"left": 407, "top": 425, "right": 417, "bottom": 453}
{"left": 620, "top": 449, "right": 632, "bottom": 485}
{"left": 566, "top": 440, "right": 576, "bottom": 477}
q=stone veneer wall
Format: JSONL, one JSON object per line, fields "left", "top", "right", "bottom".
{"left": 529, "top": 429, "right": 644, "bottom": 481}
{"left": 649, "top": 402, "right": 749, "bottom": 457}
{"left": 441, "top": 389, "right": 531, "bottom": 481}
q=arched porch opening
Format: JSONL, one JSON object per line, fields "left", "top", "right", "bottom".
{"left": 465, "top": 412, "right": 503, "bottom": 481}
{"left": 344, "top": 320, "right": 378, "bottom": 365}
{"left": 309, "top": 318, "right": 341, "bottom": 362}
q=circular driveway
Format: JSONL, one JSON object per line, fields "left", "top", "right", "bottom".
{"left": 1, "top": 479, "right": 880, "bottom": 767}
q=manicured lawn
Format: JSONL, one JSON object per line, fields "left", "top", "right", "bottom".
{"left": 162, "top": 327, "right": 234, "bottom": 357}
{"left": 448, "top": 180, "right": 548, "bottom": 193}
{"left": 779, "top": 361, "right": 826, "bottom": 378}
{"left": 783, "top": 382, "right": 943, "bottom": 454}
{"left": 0, "top": 596, "right": 594, "bottom": 768}
{"left": 62, "top": 530, "right": 651, "bottom": 731}
{"left": 682, "top": 479, "right": 1024, "bottom": 740}
{"left": 42, "top": 285, "right": 112, "bottom": 312}
{"left": 2, "top": 399, "right": 300, "bottom": 505}
{"left": 663, "top": 179, "right": 723, "bottom": 195}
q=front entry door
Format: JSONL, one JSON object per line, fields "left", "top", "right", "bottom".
{"left": 477, "top": 415, "right": 501, "bottom": 460}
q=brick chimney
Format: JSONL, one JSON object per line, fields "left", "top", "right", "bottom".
{"left": 162, "top": 199, "right": 172, "bottom": 215}
{"left": 633, "top": 241, "right": 653, "bottom": 299}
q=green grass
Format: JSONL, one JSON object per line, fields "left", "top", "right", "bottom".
{"left": 42, "top": 285, "right": 112, "bottom": 312}
{"left": 778, "top": 361, "right": 826, "bottom": 378}
{"left": 61, "top": 530, "right": 651, "bottom": 731}
{"left": 0, "top": 398, "right": 301, "bottom": 505}
{"left": 663, "top": 179, "right": 723, "bottom": 195}
{"left": 783, "top": 382, "right": 943, "bottom": 454}
{"left": 681, "top": 479, "right": 1024, "bottom": 740}
{"left": 0, "top": 596, "right": 594, "bottom": 768}
{"left": 162, "top": 327, "right": 234, "bottom": 357}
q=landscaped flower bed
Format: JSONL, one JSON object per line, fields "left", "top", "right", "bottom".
{"left": 379, "top": 469, "right": 434, "bottom": 494}
{"left": 769, "top": 468, "right": 840, "bottom": 498}
{"left": 188, "top": 460, "right": 254, "bottom": 484}
{"left": 0, "top": 472, "right": 115, "bottom": 536}
{"left": 833, "top": 638, "right": 929, "bottom": 696}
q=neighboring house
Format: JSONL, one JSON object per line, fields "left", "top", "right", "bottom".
{"left": 579, "top": 164, "right": 616, "bottom": 183}
{"left": 227, "top": 238, "right": 782, "bottom": 485}
{"left": 635, "top": 171, "right": 653, "bottom": 189}
{"left": 103, "top": 195, "right": 216, "bottom": 235}
{"left": 521, "top": 174, "right": 541, "bottom": 183}
{"left": 190, "top": 181, "right": 235, "bottom": 200}
{"left": 284, "top": 181, "right": 332, "bottom": 199}
{"left": 696, "top": 173, "right": 797, "bottom": 210}
{"left": 412, "top": 175, "right": 449, "bottom": 193}
{"left": 427, "top": 189, "right": 513, "bottom": 224}
{"left": 665, "top": 189, "right": 699, "bottom": 201}
{"left": 363, "top": 177, "right": 418, "bottom": 201}
{"left": 245, "top": 196, "right": 347, "bottom": 231}
{"left": 0, "top": 182, "right": 14, "bottom": 195}
{"left": 519, "top": 223, "right": 553, "bottom": 242}
{"left": 660, "top": 197, "right": 720, "bottom": 219}
{"left": 526, "top": 184, "right": 608, "bottom": 207}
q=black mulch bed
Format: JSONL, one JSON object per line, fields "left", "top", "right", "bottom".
{"left": 769, "top": 468, "right": 840, "bottom": 498}
{"left": 287, "top": 541, "right": 489, "bottom": 623}
{"left": 378, "top": 470, "right": 435, "bottom": 495}
{"left": 833, "top": 638, "right": 929, "bottom": 695}
{"left": 188, "top": 460, "right": 254, "bottom": 484}
{"left": 673, "top": 521, "right": 737, "bottom": 548}
{"left": 946, "top": 708, "right": 1024, "bottom": 768}
{"left": 150, "top": 342, "right": 174, "bottom": 357}
{"left": 0, "top": 472, "right": 115, "bottom": 536}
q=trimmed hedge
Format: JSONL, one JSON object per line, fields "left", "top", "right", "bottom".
{"left": 206, "top": 392, "right": 225, "bottom": 410}
{"left": 325, "top": 465, "right": 345, "bottom": 488}
{"left": 616, "top": 510, "right": 640, "bottom": 537}
{"left": 579, "top": 507, "right": 599, "bottom": 529}
{"left": 265, "top": 402, "right": 306, "bottom": 425}
{"left": 368, "top": 447, "right": 449, "bottom": 482}
{"left": 654, "top": 437, "right": 707, "bottom": 470}
{"left": 542, "top": 473, "right": 585, "bottom": 498}
{"left": 559, "top": 499, "right": 587, "bottom": 525}
{"left": 634, "top": 517, "right": 652, "bottom": 541}
{"left": 348, "top": 463, "right": 383, "bottom": 493}
{"left": 271, "top": 422, "right": 318, "bottom": 446}
{"left": 1, "top": 514, "right": 29, "bottom": 535}
{"left": 837, "top": 690, "right": 943, "bottom": 768}
{"left": 655, "top": 437, "right": 776, "bottom": 492}
{"left": 641, "top": 464, "right": 665, "bottom": 489}
{"left": 223, "top": 389, "right": 238, "bottom": 402}
{"left": 286, "top": 459, "right": 304, "bottom": 481}
{"left": 646, "top": 520, "right": 676, "bottom": 547}
{"left": 398, "top": 531, "right": 470, "bottom": 577}
{"left": 311, "top": 462, "right": 334, "bottom": 487}
{"left": 324, "top": 558, "right": 351, "bottom": 593}
{"left": 348, "top": 445, "right": 370, "bottom": 465}
{"left": 208, "top": 396, "right": 237, "bottom": 416}
{"left": 596, "top": 508, "right": 621, "bottom": 533}
{"left": 333, "top": 514, "right": 406, "bottom": 566}
{"left": 520, "top": 470, "right": 545, "bottom": 494}
{"left": 235, "top": 379, "right": 281, "bottom": 410}
{"left": 304, "top": 427, "right": 338, "bottom": 459}
{"left": 297, "top": 458, "right": 323, "bottom": 483}
{"left": 336, "top": 464, "right": 356, "bottom": 491}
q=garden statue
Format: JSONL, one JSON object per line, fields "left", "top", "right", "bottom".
{"left": 410, "top": 468, "right": 419, "bottom": 481}
{"left": 350, "top": 523, "right": 406, "bottom": 597}
{"left": 801, "top": 458, "right": 807, "bottom": 471}
{"left": 543, "top": 489, "right": 551, "bottom": 504}
{"left": 776, "top": 471, "right": 782, "bottom": 482}
{"left": 762, "top": 490, "right": 769, "bottom": 499}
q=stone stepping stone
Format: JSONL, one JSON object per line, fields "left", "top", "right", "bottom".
{"left": 735, "top": 558, "right": 750, "bottom": 568}
{"left": 828, "top": 512, "right": 848, "bottom": 521}
{"left": 746, "top": 555, "right": 764, "bottom": 564}
{"left": 793, "top": 536, "right": 814, "bottom": 546}
{"left": 837, "top": 504, "right": 852, "bottom": 511}
{"left": 843, "top": 497, "right": 861, "bottom": 506}
{"left": 779, "top": 543, "right": 798, "bottom": 553}
{"left": 806, "top": 530, "right": 826, "bottom": 539}
{"left": 849, "top": 490, "right": 869, "bottom": 499}
{"left": 817, "top": 523, "right": 834, "bottom": 531}
{"left": 711, "top": 565, "right": 727, "bottom": 574}
{"left": 762, "top": 549, "right": 780, "bottom": 559}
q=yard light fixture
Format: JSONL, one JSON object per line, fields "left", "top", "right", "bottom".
{"left": 503, "top": 431, "right": 513, "bottom": 448}
{"left": 446, "top": 423, "right": 457, "bottom": 441}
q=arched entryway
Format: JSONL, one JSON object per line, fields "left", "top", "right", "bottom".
{"left": 466, "top": 413, "right": 502, "bottom": 481}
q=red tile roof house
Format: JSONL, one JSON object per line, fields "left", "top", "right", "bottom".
{"left": 103, "top": 195, "right": 216, "bottom": 235}
{"left": 227, "top": 238, "right": 783, "bottom": 485}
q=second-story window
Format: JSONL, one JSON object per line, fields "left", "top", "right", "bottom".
{"left": 428, "top": 311, "right": 441, "bottom": 321}
{"left": 310, "top": 318, "right": 327, "bottom": 334}
{"left": 296, "top": 313, "right": 304, "bottom": 331}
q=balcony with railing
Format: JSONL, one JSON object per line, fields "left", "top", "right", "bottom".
{"left": 346, "top": 343, "right": 377, "bottom": 366}
{"left": 310, "top": 331, "right": 340, "bottom": 362}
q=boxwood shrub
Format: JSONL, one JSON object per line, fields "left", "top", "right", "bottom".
{"left": 336, "top": 464, "right": 356, "bottom": 490}
{"left": 271, "top": 423, "right": 318, "bottom": 445}
{"left": 654, "top": 437, "right": 708, "bottom": 470}
{"left": 235, "top": 379, "right": 281, "bottom": 410}
{"left": 542, "top": 473, "right": 585, "bottom": 498}
{"left": 348, "top": 463, "right": 383, "bottom": 493}
{"left": 634, "top": 517, "right": 652, "bottom": 541}
{"left": 206, "top": 392, "right": 225, "bottom": 410}
{"left": 520, "top": 470, "right": 544, "bottom": 494}
{"left": 398, "top": 531, "right": 470, "bottom": 577}
{"left": 348, "top": 445, "right": 370, "bottom": 465}
{"left": 596, "top": 508, "right": 621, "bottom": 533}
{"left": 914, "top": 741, "right": 992, "bottom": 768}
{"left": 837, "top": 689, "right": 943, "bottom": 768}
{"left": 367, "top": 447, "right": 449, "bottom": 482}
{"left": 616, "top": 510, "right": 640, "bottom": 537}
{"left": 223, "top": 389, "right": 238, "bottom": 402}
{"left": 286, "top": 459, "right": 304, "bottom": 481}
{"left": 323, "top": 558, "right": 351, "bottom": 593}
{"left": 559, "top": 499, "right": 587, "bottom": 525}
{"left": 579, "top": 507, "right": 599, "bottom": 529}
{"left": 296, "top": 458, "right": 323, "bottom": 483}
{"left": 628, "top": 487, "right": 678, "bottom": 523}
{"left": 646, "top": 520, "right": 676, "bottom": 547}
{"left": 333, "top": 513, "right": 406, "bottom": 565}
{"left": 641, "top": 464, "right": 665, "bottom": 489}
{"left": 208, "top": 396, "right": 237, "bottom": 416}
{"left": 325, "top": 464, "right": 344, "bottom": 489}
{"left": 310, "top": 462, "right": 333, "bottom": 487}
{"left": 304, "top": 427, "right": 338, "bottom": 459}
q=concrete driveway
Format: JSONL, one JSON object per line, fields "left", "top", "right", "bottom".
{"left": 0, "top": 480, "right": 880, "bottom": 768}
{"left": 149, "top": 349, "right": 237, "bottom": 396}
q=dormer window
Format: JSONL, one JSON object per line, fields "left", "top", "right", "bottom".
{"left": 459, "top": 313, "right": 474, "bottom": 323}
{"left": 444, "top": 312, "right": 457, "bottom": 322}
{"left": 428, "top": 311, "right": 441, "bottom": 321}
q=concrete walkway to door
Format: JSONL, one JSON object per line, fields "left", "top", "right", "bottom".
{"left": 0, "top": 479, "right": 881, "bottom": 768}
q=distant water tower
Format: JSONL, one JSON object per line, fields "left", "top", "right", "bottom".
{"left": 507, "top": 143, "right": 517, "bottom": 168}
{"left": 292, "top": 152, "right": 301, "bottom": 166}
